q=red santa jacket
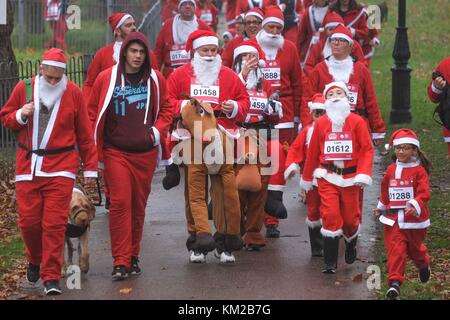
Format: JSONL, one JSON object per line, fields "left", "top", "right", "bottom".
{"left": 221, "top": 35, "right": 247, "bottom": 68}
{"left": 284, "top": 123, "right": 314, "bottom": 179}
{"left": 427, "top": 56, "right": 450, "bottom": 143}
{"left": 257, "top": 38, "right": 308, "bottom": 128}
{"left": 153, "top": 16, "right": 212, "bottom": 78}
{"left": 303, "top": 36, "right": 367, "bottom": 76}
{"left": 309, "top": 59, "right": 386, "bottom": 139}
{"left": 0, "top": 77, "right": 98, "bottom": 181}
{"left": 225, "top": 0, "right": 239, "bottom": 28}
{"left": 161, "top": 0, "right": 179, "bottom": 23}
{"left": 297, "top": 5, "right": 333, "bottom": 63}
{"left": 377, "top": 161, "right": 431, "bottom": 230}
{"left": 196, "top": 3, "right": 219, "bottom": 32}
{"left": 166, "top": 62, "right": 250, "bottom": 138}
{"left": 301, "top": 113, "right": 374, "bottom": 188}
{"left": 82, "top": 42, "right": 158, "bottom": 111}
{"left": 329, "top": 1, "right": 369, "bottom": 43}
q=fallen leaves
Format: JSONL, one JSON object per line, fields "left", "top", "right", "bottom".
{"left": 119, "top": 287, "right": 133, "bottom": 295}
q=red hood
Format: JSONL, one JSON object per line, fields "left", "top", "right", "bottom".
{"left": 118, "top": 32, "right": 152, "bottom": 82}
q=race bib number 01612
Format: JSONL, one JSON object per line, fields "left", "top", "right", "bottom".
{"left": 324, "top": 132, "right": 353, "bottom": 161}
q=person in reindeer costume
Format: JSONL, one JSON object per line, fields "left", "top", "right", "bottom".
{"left": 300, "top": 81, "right": 374, "bottom": 273}
{"left": 166, "top": 30, "right": 250, "bottom": 263}
{"left": 231, "top": 38, "right": 284, "bottom": 250}
{"left": 285, "top": 93, "right": 326, "bottom": 257}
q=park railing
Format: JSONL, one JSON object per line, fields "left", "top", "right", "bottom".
{"left": 11, "top": 0, "right": 161, "bottom": 54}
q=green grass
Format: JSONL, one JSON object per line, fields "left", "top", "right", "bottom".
{"left": 0, "top": 231, "right": 25, "bottom": 289}
{"left": 369, "top": 0, "right": 450, "bottom": 299}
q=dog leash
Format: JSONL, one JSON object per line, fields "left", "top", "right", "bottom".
{"left": 95, "top": 178, "right": 103, "bottom": 207}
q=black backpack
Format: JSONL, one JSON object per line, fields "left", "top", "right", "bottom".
{"left": 433, "top": 84, "right": 450, "bottom": 130}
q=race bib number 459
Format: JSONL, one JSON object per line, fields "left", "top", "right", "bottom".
{"left": 389, "top": 179, "right": 414, "bottom": 208}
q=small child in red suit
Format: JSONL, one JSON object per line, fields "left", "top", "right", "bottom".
{"left": 374, "top": 128, "right": 432, "bottom": 300}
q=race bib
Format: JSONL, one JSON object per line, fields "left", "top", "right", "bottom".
{"left": 200, "top": 11, "right": 213, "bottom": 23}
{"left": 248, "top": 90, "right": 268, "bottom": 112}
{"left": 170, "top": 44, "right": 190, "bottom": 67}
{"left": 46, "top": 3, "right": 60, "bottom": 20}
{"left": 388, "top": 179, "right": 414, "bottom": 208}
{"left": 346, "top": 83, "right": 359, "bottom": 109}
{"left": 324, "top": 131, "right": 353, "bottom": 161}
{"left": 261, "top": 60, "right": 281, "bottom": 87}
{"left": 190, "top": 78, "right": 220, "bottom": 105}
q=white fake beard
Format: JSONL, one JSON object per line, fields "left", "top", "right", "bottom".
{"left": 174, "top": 15, "right": 198, "bottom": 44}
{"left": 39, "top": 74, "right": 67, "bottom": 109}
{"left": 192, "top": 51, "right": 222, "bottom": 86}
{"left": 325, "top": 55, "right": 353, "bottom": 83}
{"left": 256, "top": 30, "right": 284, "bottom": 60}
{"left": 113, "top": 41, "right": 122, "bottom": 63}
{"left": 325, "top": 97, "right": 351, "bottom": 130}
{"left": 245, "top": 69, "right": 260, "bottom": 90}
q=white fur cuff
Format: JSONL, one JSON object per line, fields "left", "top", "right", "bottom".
{"left": 226, "top": 100, "right": 239, "bottom": 119}
{"left": 16, "top": 109, "right": 28, "bottom": 125}
{"left": 321, "top": 227, "right": 343, "bottom": 238}
{"left": 354, "top": 174, "right": 373, "bottom": 186}
{"left": 300, "top": 177, "right": 313, "bottom": 192}
{"left": 377, "top": 201, "right": 387, "bottom": 210}
{"left": 284, "top": 163, "right": 300, "bottom": 180}
{"left": 407, "top": 199, "right": 421, "bottom": 217}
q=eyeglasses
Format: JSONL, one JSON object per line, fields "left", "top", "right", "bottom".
{"left": 329, "top": 38, "right": 349, "bottom": 45}
{"left": 245, "top": 21, "right": 262, "bottom": 26}
{"left": 394, "top": 145, "right": 414, "bottom": 152}
{"left": 312, "top": 110, "right": 326, "bottom": 116}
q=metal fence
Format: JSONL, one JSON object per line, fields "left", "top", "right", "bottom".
{"left": 11, "top": 0, "right": 161, "bottom": 54}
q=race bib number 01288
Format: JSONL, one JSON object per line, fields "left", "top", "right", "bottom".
{"left": 388, "top": 179, "right": 414, "bottom": 208}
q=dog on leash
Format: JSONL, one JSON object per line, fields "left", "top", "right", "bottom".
{"left": 63, "top": 185, "right": 95, "bottom": 275}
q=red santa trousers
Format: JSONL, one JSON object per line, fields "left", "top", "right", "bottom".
{"left": 103, "top": 147, "right": 158, "bottom": 268}
{"left": 383, "top": 222, "right": 430, "bottom": 285}
{"left": 265, "top": 131, "right": 289, "bottom": 226}
{"left": 47, "top": 17, "right": 67, "bottom": 50}
{"left": 317, "top": 178, "right": 361, "bottom": 238}
{"left": 306, "top": 186, "right": 321, "bottom": 223}
{"left": 16, "top": 176, "right": 74, "bottom": 282}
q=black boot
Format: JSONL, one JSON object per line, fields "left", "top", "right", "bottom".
{"left": 195, "top": 232, "right": 216, "bottom": 254}
{"left": 308, "top": 227, "right": 323, "bottom": 257}
{"left": 322, "top": 236, "right": 339, "bottom": 274}
{"left": 207, "top": 200, "right": 213, "bottom": 220}
{"left": 345, "top": 236, "right": 358, "bottom": 264}
{"left": 162, "top": 163, "right": 180, "bottom": 190}
{"left": 264, "top": 190, "right": 287, "bottom": 219}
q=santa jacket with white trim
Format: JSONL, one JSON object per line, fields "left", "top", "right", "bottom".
{"left": 427, "top": 56, "right": 450, "bottom": 104}
{"left": 82, "top": 43, "right": 158, "bottom": 104}
{"left": 301, "top": 113, "right": 373, "bottom": 188}
{"left": 166, "top": 62, "right": 250, "bottom": 137}
{"left": 88, "top": 33, "right": 172, "bottom": 164}
{"left": 257, "top": 38, "right": 308, "bottom": 128}
{"left": 221, "top": 35, "right": 246, "bottom": 68}
{"left": 377, "top": 161, "right": 431, "bottom": 229}
{"left": 0, "top": 77, "right": 98, "bottom": 182}
{"left": 284, "top": 123, "right": 312, "bottom": 179}
{"left": 153, "top": 16, "right": 212, "bottom": 78}
{"left": 329, "top": 2, "right": 369, "bottom": 42}
{"left": 309, "top": 59, "right": 386, "bottom": 139}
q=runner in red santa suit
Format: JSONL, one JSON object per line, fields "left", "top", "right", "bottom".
{"left": 303, "top": 13, "right": 367, "bottom": 75}
{"left": 88, "top": 32, "right": 172, "bottom": 280}
{"left": 153, "top": 0, "right": 212, "bottom": 79}
{"left": 285, "top": 93, "right": 326, "bottom": 257}
{"left": 300, "top": 82, "right": 374, "bottom": 274}
{"left": 232, "top": 39, "right": 284, "bottom": 249}
{"left": 297, "top": 0, "right": 331, "bottom": 65}
{"left": 427, "top": 56, "right": 450, "bottom": 157}
{"left": 222, "top": 8, "right": 265, "bottom": 68}
{"left": 255, "top": 5, "right": 307, "bottom": 237}
{"left": 0, "top": 49, "right": 98, "bottom": 295}
{"left": 309, "top": 24, "right": 386, "bottom": 144}
{"left": 196, "top": 0, "right": 219, "bottom": 32}
{"left": 166, "top": 30, "right": 250, "bottom": 263}
{"left": 161, "top": 0, "right": 180, "bottom": 23}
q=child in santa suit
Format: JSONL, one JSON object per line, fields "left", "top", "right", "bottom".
{"left": 285, "top": 93, "right": 326, "bottom": 257}
{"left": 300, "top": 81, "right": 374, "bottom": 274}
{"left": 374, "top": 129, "right": 432, "bottom": 300}
{"left": 196, "top": 0, "right": 219, "bottom": 32}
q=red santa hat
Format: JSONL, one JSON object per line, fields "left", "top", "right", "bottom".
{"left": 42, "top": 48, "right": 67, "bottom": 69}
{"left": 233, "top": 38, "right": 266, "bottom": 67}
{"left": 388, "top": 129, "right": 420, "bottom": 149}
{"left": 321, "top": 12, "right": 344, "bottom": 31}
{"left": 330, "top": 24, "right": 354, "bottom": 45}
{"left": 108, "top": 13, "right": 133, "bottom": 33}
{"left": 178, "top": 0, "right": 196, "bottom": 9}
{"left": 245, "top": 7, "right": 265, "bottom": 21}
{"left": 262, "top": 6, "right": 284, "bottom": 28}
{"left": 323, "top": 81, "right": 349, "bottom": 98}
{"left": 308, "top": 93, "right": 326, "bottom": 111}
{"left": 186, "top": 30, "right": 219, "bottom": 52}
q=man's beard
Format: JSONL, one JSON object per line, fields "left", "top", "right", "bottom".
{"left": 325, "top": 97, "right": 351, "bottom": 130}
{"left": 39, "top": 74, "right": 68, "bottom": 109}
{"left": 325, "top": 55, "right": 354, "bottom": 83}
{"left": 192, "top": 51, "right": 222, "bottom": 86}
{"left": 256, "top": 30, "right": 284, "bottom": 59}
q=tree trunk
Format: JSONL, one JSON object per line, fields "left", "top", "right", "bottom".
{"left": 0, "top": 0, "right": 17, "bottom": 67}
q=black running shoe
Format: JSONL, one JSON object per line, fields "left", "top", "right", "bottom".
{"left": 386, "top": 281, "right": 401, "bottom": 300}
{"left": 26, "top": 263, "right": 40, "bottom": 284}
{"left": 44, "top": 280, "right": 62, "bottom": 296}
{"left": 130, "top": 256, "right": 142, "bottom": 276}
{"left": 419, "top": 266, "right": 431, "bottom": 283}
{"left": 111, "top": 265, "right": 128, "bottom": 281}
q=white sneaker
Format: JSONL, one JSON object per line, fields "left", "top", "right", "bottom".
{"left": 189, "top": 251, "right": 206, "bottom": 263}
{"left": 219, "top": 251, "right": 235, "bottom": 264}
